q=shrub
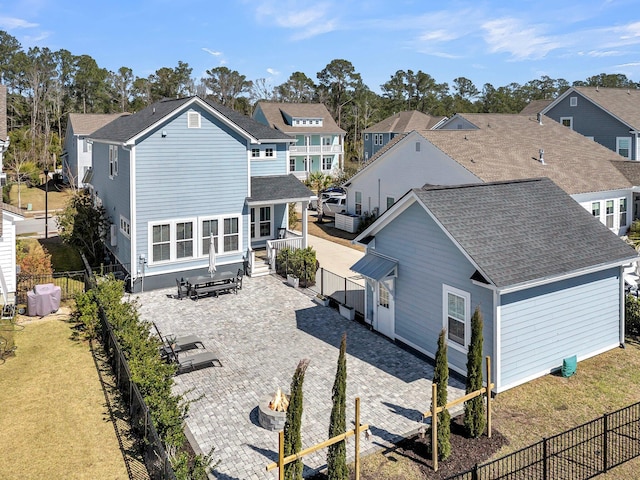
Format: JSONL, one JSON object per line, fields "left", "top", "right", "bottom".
{"left": 327, "top": 333, "right": 348, "bottom": 479}
{"left": 464, "top": 306, "right": 486, "bottom": 438}
{"left": 433, "top": 329, "right": 451, "bottom": 460}
{"left": 626, "top": 294, "right": 640, "bottom": 337}
{"left": 356, "top": 210, "right": 377, "bottom": 234}
{"left": 284, "top": 359, "right": 310, "bottom": 480}
{"left": 17, "top": 239, "right": 53, "bottom": 275}
{"left": 276, "top": 247, "right": 317, "bottom": 287}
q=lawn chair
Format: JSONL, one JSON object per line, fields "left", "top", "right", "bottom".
{"left": 152, "top": 322, "right": 205, "bottom": 358}
{"left": 165, "top": 343, "right": 222, "bottom": 374}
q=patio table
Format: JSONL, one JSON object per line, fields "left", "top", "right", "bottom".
{"left": 187, "top": 272, "right": 237, "bottom": 299}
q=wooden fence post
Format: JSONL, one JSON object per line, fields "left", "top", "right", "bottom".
{"left": 278, "top": 429, "right": 285, "bottom": 480}
{"left": 432, "top": 382, "right": 438, "bottom": 472}
{"left": 355, "top": 397, "right": 361, "bottom": 480}
{"left": 486, "top": 356, "right": 492, "bottom": 438}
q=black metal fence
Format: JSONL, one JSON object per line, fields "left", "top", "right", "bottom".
{"left": 308, "top": 267, "right": 365, "bottom": 316}
{"left": 16, "top": 270, "right": 86, "bottom": 304}
{"left": 447, "top": 401, "right": 640, "bottom": 480}
{"left": 84, "top": 259, "right": 176, "bottom": 480}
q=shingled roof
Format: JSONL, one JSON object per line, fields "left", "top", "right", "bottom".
{"left": 254, "top": 102, "right": 345, "bottom": 134}
{"left": 247, "top": 174, "right": 313, "bottom": 203}
{"left": 421, "top": 113, "right": 631, "bottom": 195}
{"left": 519, "top": 99, "right": 553, "bottom": 115}
{"left": 68, "top": 113, "right": 129, "bottom": 136}
{"left": 572, "top": 87, "right": 640, "bottom": 130}
{"left": 412, "top": 178, "right": 637, "bottom": 289}
{"left": 364, "top": 110, "right": 445, "bottom": 133}
{"left": 91, "top": 97, "right": 292, "bottom": 143}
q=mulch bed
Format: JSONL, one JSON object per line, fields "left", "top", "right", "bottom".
{"left": 310, "top": 416, "right": 508, "bottom": 480}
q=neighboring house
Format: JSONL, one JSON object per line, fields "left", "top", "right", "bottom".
{"left": 0, "top": 85, "right": 8, "bottom": 186}
{"left": 62, "top": 113, "right": 129, "bottom": 188}
{"left": 519, "top": 99, "right": 553, "bottom": 116}
{"left": 253, "top": 102, "right": 345, "bottom": 180}
{"left": 351, "top": 178, "right": 638, "bottom": 392}
{"left": 541, "top": 87, "right": 640, "bottom": 160}
{"left": 88, "top": 96, "right": 313, "bottom": 293}
{"left": 0, "top": 203, "right": 24, "bottom": 302}
{"left": 362, "top": 110, "right": 446, "bottom": 162}
{"left": 343, "top": 113, "right": 635, "bottom": 235}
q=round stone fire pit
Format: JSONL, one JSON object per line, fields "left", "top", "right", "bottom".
{"left": 258, "top": 393, "right": 288, "bottom": 431}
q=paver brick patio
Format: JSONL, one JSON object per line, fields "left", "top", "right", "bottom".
{"left": 135, "top": 274, "right": 465, "bottom": 479}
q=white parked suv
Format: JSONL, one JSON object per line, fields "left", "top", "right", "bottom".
{"left": 320, "top": 195, "right": 346, "bottom": 217}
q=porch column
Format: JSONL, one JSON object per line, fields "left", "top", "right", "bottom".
{"left": 302, "top": 201, "right": 308, "bottom": 248}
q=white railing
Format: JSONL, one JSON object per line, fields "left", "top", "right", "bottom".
{"left": 290, "top": 145, "right": 343, "bottom": 154}
{"left": 266, "top": 235, "right": 304, "bottom": 270}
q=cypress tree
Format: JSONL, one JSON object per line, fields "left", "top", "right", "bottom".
{"left": 284, "top": 359, "right": 310, "bottom": 480}
{"left": 433, "top": 328, "right": 451, "bottom": 460}
{"left": 327, "top": 333, "right": 348, "bottom": 479}
{"left": 464, "top": 306, "right": 486, "bottom": 438}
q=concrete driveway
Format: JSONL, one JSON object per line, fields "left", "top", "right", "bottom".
{"left": 135, "top": 275, "right": 464, "bottom": 479}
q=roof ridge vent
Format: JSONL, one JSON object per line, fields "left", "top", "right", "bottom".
{"left": 539, "top": 148, "right": 545, "bottom": 165}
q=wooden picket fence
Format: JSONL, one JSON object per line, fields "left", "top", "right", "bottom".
{"left": 423, "top": 356, "right": 494, "bottom": 472}
{"left": 266, "top": 397, "right": 369, "bottom": 479}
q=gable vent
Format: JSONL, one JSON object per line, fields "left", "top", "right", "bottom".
{"left": 188, "top": 111, "right": 201, "bottom": 128}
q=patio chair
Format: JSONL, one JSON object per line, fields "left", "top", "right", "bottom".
{"left": 165, "top": 343, "right": 223, "bottom": 374}
{"left": 176, "top": 278, "right": 190, "bottom": 300}
{"left": 236, "top": 268, "right": 244, "bottom": 290}
{"left": 153, "top": 322, "right": 205, "bottom": 358}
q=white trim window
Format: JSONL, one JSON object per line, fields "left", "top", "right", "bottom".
{"left": 606, "top": 200, "right": 615, "bottom": 228}
{"left": 250, "top": 144, "right": 277, "bottom": 159}
{"left": 250, "top": 206, "right": 272, "bottom": 240}
{"left": 365, "top": 134, "right": 369, "bottom": 141}
{"left": 355, "top": 191, "right": 362, "bottom": 216}
{"left": 560, "top": 117, "right": 573, "bottom": 129}
{"left": 570, "top": 96, "right": 578, "bottom": 107}
{"left": 109, "top": 145, "right": 118, "bottom": 178}
{"left": 289, "top": 158, "right": 296, "bottom": 171}
{"left": 187, "top": 111, "right": 201, "bottom": 128}
{"left": 151, "top": 223, "right": 171, "bottom": 263}
{"left": 201, "top": 219, "right": 219, "bottom": 255}
{"left": 176, "top": 221, "right": 194, "bottom": 259}
{"left": 322, "top": 156, "right": 333, "bottom": 170}
{"left": 119, "top": 215, "right": 131, "bottom": 239}
{"left": 620, "top": 198, "right": 628, "bottom": 228}
{"left": 223, "top": 217, "right": 240, "bottom": 252}
{"left": 386, "top": 196, "right": 395, "bottom": 211}
{"left": 617, "top": 137, "right": 631, "bottom": 158}
{"left": 443, "top": 285, "right": 470, "bottom": 351}
{"left": 591, "top": 201, "right": 600, "bottom": 219}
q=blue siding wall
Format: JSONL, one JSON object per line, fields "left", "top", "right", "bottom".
{"left": 91, "top": 142, "right": 132, "bottom": 268}
{"left": 250, "top": 143, "right": 288, "bottom": 176}
{"left": 135, "top": 105, "right": 249, "bottom": 278}
{"left": 499, "top": 267, "right": 621, "bottom": 390}
{"left": 373, "top": 202, "right": 495, "bottom": 375}
{"left": 546, "top": 93, "right": 636, "bottom": 160}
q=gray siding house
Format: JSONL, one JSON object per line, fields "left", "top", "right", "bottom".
{"left": 88, "top": 96, "right": 313, "bottom": 292}
{"left": 352, "top": 178, "right": 638, "bottom": 392}
{"left": 62, "top": 113, "right": 128, "bottom": 188}
{"left": 542, "top": 87, "right": 640, "bottom": 161}
{"left": 362, "top": 110, "right": 446, "bottom": 162}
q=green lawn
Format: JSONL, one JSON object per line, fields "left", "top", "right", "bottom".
{"left": 0, "top": 317, "right": 130, "bottom": 479}
{"left": 39, "top": 237, "right": 84, "bottom": 272}
{"left": 8, "top": 182, "right": 73, "bottom": 211}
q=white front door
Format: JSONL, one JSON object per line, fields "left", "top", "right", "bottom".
{"left": 375, "top": 278, "right": 395, "bottom": 339}
{"left": 250, "top": 206, "right": 273, "bottom": 242}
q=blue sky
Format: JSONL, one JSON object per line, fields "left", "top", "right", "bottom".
{"left": 2, "top": 0, "right": 640, "bottom": 93}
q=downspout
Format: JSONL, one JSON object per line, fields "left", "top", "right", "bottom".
{"left": 493, "top": 288, "right": 500, "bottom": 393}
{"left": 620, "top": 265, "right": 626, "bottom": 348}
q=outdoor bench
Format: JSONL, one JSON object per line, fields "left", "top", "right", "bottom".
{"left": 191, "top": 280, "right": 237, "bottom": 299}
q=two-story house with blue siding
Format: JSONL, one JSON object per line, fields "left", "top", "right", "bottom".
{"left": 62, "top": 113, "right": 128, "bottom": 188}
{"left": 253, "top": 102, "right": 345, "bottom": 180}
{"left": 88, "top": 96, "right": 313, "bottom": 292}
{"left": 362, "top": 110, "right": 446, "bottom": 162}
{"left": 352, "top": 178, "right": 638, "bottom": 392}
{"left": 541, "top": 87, "right": 640, "bottom": 161}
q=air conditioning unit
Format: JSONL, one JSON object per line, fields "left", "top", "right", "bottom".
{"left": 110, "top": 224, "right": 117, "bottom": 246}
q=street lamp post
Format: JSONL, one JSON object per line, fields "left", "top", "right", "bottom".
{"left": 44, "top": 168, "right": 49, "bottom": 239}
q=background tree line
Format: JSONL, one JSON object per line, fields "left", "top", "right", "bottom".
{"left": 2, "top": 28, "right": 638, "bottom": 173}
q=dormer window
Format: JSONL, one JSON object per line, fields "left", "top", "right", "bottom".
{"left": 250, "top": 144, "right": 276, "bottom": 159}
{"left": 251, "top": 148, "right": 260, "bottom": 157}
{"left": 188, "top": 111, "right": 201, "bottom": 128}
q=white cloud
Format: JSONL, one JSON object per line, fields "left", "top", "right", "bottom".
{"left": 251, "top": 0, "right": 339, "bottom": 39}
{"left": 584, "top": 50, "right": 623, "bottom": 58}
{"left": 482, "top": 17, "right": 562, "bottom": 60}
{"left": 617, "top": 62, "right": 640, "bottom": 68}
{"left": 266, "top": 68, "right": 279, "bottom": 76}
{"left": 202, "top": 48, "right": 222, "bottom": 57}
{"left": 0, "top": 16, "right": 38, "bottom": 29}
{"left": 418, "top": 29, "right": 459, "bottom": 43}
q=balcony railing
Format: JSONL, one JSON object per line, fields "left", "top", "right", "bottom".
{"left": 290, "top": 145, "right": 343, "bottom": 155}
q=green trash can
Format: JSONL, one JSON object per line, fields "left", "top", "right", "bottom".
{"left": 27, "top": 203, "right": 32, "bottom": 211}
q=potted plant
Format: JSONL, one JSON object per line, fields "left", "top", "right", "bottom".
{"left": 314, "top": 294, "right": 330, "bottom": 307}
{"left": 287, "top": 273, "right": 299, "bottom": 288}
{"left": 339, "top": 303, "right": 355, "bottom": 320}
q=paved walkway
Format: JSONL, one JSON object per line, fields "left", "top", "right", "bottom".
{"left": 135, "top": 275, "right": 465, "bottom": 479}
{"left": 307, "top": 234, "right": 364, "bottom": 282}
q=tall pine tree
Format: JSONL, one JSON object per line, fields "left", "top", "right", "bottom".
{"left": 433, "top": 329, "right": 451, "bottom": 460}
{"left": 464, "top": 306, "right": 486, "bottom": 438}
{"left": 284, "top": 359, "right": 310, "bottom": 480}
{"left": 327, "top": 333, "right": 348, "bottom": 479}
